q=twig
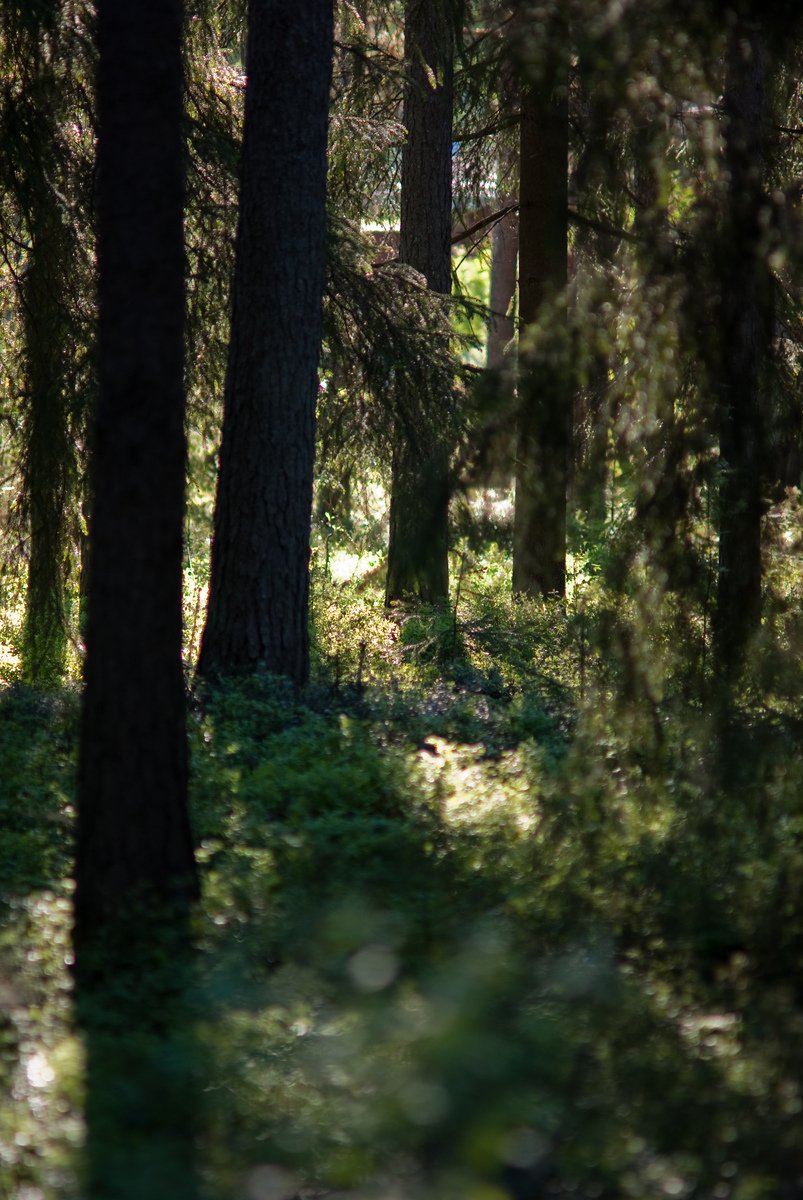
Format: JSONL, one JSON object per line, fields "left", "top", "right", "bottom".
{"left": 356, "top": 640, "right": 367, "bottom": 693}
{"left": 452, "top": 201, "right": 518, "bottom": 246}
{"left": 453, "top": 112, "right": 522, "bottom": 145}
{"left": 568, "top": 208, "right": 640, "bottom": 245}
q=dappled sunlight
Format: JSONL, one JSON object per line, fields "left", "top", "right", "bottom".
{"left": 5, "top": 573, "right": 803, "bottom": 1195}
{"left": 6, "top": 497, "right": 803, "bottom": 1197}
{"left": 0, "top": 892, "right": 82, "bottom": 1198}
{"left": 1, "top": 0, "right": 803, "bottom": 1194}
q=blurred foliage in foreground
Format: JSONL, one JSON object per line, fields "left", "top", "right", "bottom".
{"left": 3, "top": 544, "right": 803, "bottom": 1199}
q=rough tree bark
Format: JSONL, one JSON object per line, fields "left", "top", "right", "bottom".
{"left": 0, "top": 14, "right": 80, "bottom": 686}
{"left": 197, "top": 0, "right": 333, "bottom": 686}
{"left": 385, "top": 0, "right": 454, "bottom": 606}
{"left": 512, "top": 59, "right": 570, "bottom": 598}
{"left": 21, "top": 190, "right": 73, "bottom": 684}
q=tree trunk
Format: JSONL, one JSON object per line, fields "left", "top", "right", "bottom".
{"left": 487, "top": 205, "right": 518, "bottom": 371}
{"left": 512, "top": 64, "right": 570, "bottom": 598}
{"left": 474, "top": 202, "right": 518, "bottom": 488}
{"left": 569, "top": 63, "right": 624, "bottom": 530}
{"left": 197, "top": 0, "right": 333, "bottom": 686}
{"left": 486, "top": 53, "right": 520, "bottom": 376}
{"left": 385, "top": 0, "right": 453, "bottom": 606}
{"left": 21, "top": 188, "right": 73, "bottom": 685}
{"left": 1, "top": 20, "right": 80, "bottom": 687}
{"left": 572, "top": 346, "right": 610, "bottom": 528}
{"left": 75, "top": 0, "right": 197, "bottom": 953}
{"left": 714, "top": 20, "right": 769, "bottom": 672}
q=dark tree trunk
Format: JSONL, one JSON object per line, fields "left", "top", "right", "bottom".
{"left": 630, "top": 92, "right": 699, "bottom": 592}
{"left": 75, "top": 6, "right": 199, "bottom": 1194}
{"left": 714, "top": 20, "right": 769, "bottom": 672}
{"left": 385, "top": 0, "right": 453, "bottom": 606}
{"left": 75, "top": 0, "right": 197, "bottom": 953}
{"left": 21, "top": 190, "right": 73, "bottom": 685}
{"left": 569, "top": 67, "right": 623, "bottom": 530}
{"left": 1, "top": 21, "right": 80, "bottom": 687}
{"left": 197, "top": 0, "right": 333, "bottom": 686}
{"left": 512, "top": 64, "right": 570, "bottom": 598}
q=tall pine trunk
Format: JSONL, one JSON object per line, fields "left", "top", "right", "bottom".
{"left": 512, "top": 62, "right": 570, "bottom": 598}
{"left": 198, "top": 0, "right": 333, "bottom": 686}
{"left": 1, "top": 17, "right": 80, "bottom": 687}
{"left": 385, "top": 0, "right": 453, "bottom": 606}
{"left": 21, "top": 191, "right": 73, "bottom": 684}
{"left": 75, "top": 0, "right": 197, "bottom": 952}
{"left": 714, "top": 20, "right": 769, "bottom": 672}
{"left": 75, "top": 5, "right": 199, "bottom": 1194}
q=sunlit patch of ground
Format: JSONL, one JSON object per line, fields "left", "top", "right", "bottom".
{"left": 327, "top": 551, "right": 370, "bottom": 585}
{"left": 0, "top": 641, "right": 21, "bottom": 680}
{"left": 0, "top": 602, "right": 23, "bottom": 680}
{"left": 416, "top": 735, "right": 536, "bottom": 834}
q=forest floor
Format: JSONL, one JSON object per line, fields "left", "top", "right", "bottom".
{"left": 2, "top": 558, "right": 803, "bottom": 1199}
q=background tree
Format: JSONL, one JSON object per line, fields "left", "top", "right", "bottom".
{"left": 511, "top": 14, "right": 570, "bottom": 598}
{"left": 486, "top": 198, "right": 518, "bottom": 373}
{"left": 197, "top": 0, "right": 334, "bottom": 687}
{"left": 713, "top": 16, "right": 770, "bottom": 672}
{"left": 0, "top": 2, "right": 92, "bottom": 685}
{"left": 385, "top": 0, "right": 456, "bottom": 605}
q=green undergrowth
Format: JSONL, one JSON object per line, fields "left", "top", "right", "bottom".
{"left": 2, "top": 571, "right": 803, "bottom": 1198}
{"left": 0, "top": 686, "right": 79, "bottom": 1198}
